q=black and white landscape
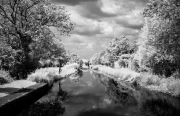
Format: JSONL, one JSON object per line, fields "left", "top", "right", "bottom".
{"left": 1, "top": 0, "right": 180, "bottom": 116}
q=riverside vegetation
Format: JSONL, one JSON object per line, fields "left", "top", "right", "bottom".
{"left": 90, "top": 0, "right": 180, "bottom": 97}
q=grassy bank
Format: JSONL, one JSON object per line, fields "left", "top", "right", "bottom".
{"left": 91, "top": 65, "right": 180, "bottom": 97}
{"left": 27, "top": 63, "right": 80, "bottom": 84}
{"left": 139, "top": 73, "right": 180, "bottom": 96}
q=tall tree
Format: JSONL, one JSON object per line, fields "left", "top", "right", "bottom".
{"left": 137, "top": 0, "right": 180, "bottom": 76}
{"left": 0, "top": 0, "right": 74, "bottom": 78}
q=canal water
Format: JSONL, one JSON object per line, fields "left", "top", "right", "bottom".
{"left": 61, "top": 70, "right": 139, "bottom": 116}
{"left": 19, "top": 69, "right": 180, "bottom": 116}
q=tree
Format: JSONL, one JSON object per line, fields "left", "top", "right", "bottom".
{"left": 137, "top": 0, "right": 180, "bottom": 76}
{"left": 68, "top": 53, "right": 80, "bottom": 63}
{"left": 0, "top": 0, "right": 74, "bottom": 79}
{"left": 90, "top": 52, "right": 101, "bottom": 65}
{"left": 107, "top": 36, "right": 136, "bottom": 56}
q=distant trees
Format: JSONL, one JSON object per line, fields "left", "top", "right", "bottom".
{"left": 90, "top": 36, "right": 136, "bottom": 68}
{"left": 0, "top": 0, "right": 74, "bottom": 79}
{"left": 68, "top": 53, "right": 81, "bottom": 63}
{"left": 90, "top": 52, "right": 102, "bottom": 65}
{"left": 137, "top": 0, "right": 180, "bottom": 76}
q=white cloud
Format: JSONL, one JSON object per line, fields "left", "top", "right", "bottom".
{"left": 86, "top": 43, "right": 94, "bottom": 50}
{"left": 100, "top": 0, "right": 120, "bottom": 14}
{"left": 99, "top": 21, "right": 113, "bottom": 34}
{"left": 101, "top": 44, "right": 107, "bottom": 48}
{"left": 100, "top": 0, "right": 131, "bottom": 15}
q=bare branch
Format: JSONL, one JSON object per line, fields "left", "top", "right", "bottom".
{"left": 0, "top": 5, "right": 14, "bottom": 24}
{"left": 8, "top": 0, "right": 18, "bottom": 24}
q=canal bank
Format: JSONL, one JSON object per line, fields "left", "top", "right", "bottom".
{"left": 18, "top": 70, "right": 180, "bottom": 116}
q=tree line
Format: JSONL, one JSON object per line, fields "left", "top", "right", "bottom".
{"left": 90, "top": 0, "right": 180, "bottom": 77}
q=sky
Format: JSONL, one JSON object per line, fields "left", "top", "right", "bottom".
{"left": 51, "top": 0, "right": 149, "bottom": 59}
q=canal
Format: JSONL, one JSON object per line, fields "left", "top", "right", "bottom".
{"left": 19, "top": 69, "right": 180, "bottom": 116}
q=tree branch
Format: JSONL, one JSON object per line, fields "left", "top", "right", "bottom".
{"left": 0, "top": 5, "right": 14, "bottom": 24}
{"left": 8, "top": 0, "right": 18, "bottom": 25}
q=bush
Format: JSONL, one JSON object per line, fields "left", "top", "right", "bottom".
{"left": 140, "top": 73, "right": 162, "bottom": 86}
{"left": 27, "top": 63, "right": 80, "bottom": 84}
{"left": 0, "top": 70, "right": 14, "bottom": 85}
{"left": 139, "top": 73, "right": 180, "bottom": 96}
{"left": 27, "top": 68, "right": 60, "bottom": 85}
{"left": 166, "top": 77, "right": 180, "bottom": 96}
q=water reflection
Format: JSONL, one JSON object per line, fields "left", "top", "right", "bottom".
{"left": 69, "top": 69, "right": 83, "bottom": 83}
{"left": 138, "top": 89, "right": 180, "bottom": 116}
{"left": 18, "top": 87, "right": 69, "bottom": 116}
{"left": 92, "top": 72, "right": 137, "bottom": 106}
{"left": 92, "top": 71, "right": 180, "bottom": 116}
{"left": 61, "top": 70, "right": 141, "bottom": 116}
{"left": 18, "top": 69, "right": 180, "bottom": 116}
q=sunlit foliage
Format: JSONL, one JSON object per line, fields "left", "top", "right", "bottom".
{"left": 137, "top": 0, "right": 180, "bottom": 76}
{"left": 90, "top": 36, "right": 136, "bottom": 68}
{"left": 0, "top": 0, "right": 74, "bottom": 79}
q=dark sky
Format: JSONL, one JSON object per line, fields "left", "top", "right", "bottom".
{"left": 51, "top": 0, "right": 149, "bottom": 59}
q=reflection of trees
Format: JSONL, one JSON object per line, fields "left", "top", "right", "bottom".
{"left": 92, "top": 72, "right": 137, "bottom": 107}
{"left": 78, "top": 69, "right": 83, "bottom": 77}
{"left": 77, "top": 108, "right": 119, "bottom": 116}
{"left": 139, "top": 89, "right": 180, "bottom": 116}
{"left": 106, "top": 79, "right": 137, "bottom": 106}
{"left": 141, "top": 99, "right": 180, "bottom": 116}
{"left": 69, "top": 69, "right": 83, "bottom": 83}
{"left": 92, "top": 71, "right": 180, "bottom": 116}
{"left": 18, "top": 98, "right": 65, "bottom": 116}
{"left": 18, "top": 84, "right": 71, "bottom": 116}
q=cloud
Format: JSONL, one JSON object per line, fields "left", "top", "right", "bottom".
{"left": 135, "top": 0, "right": 149, "bottom": 5}
{"left": 64, "top": 34, "right": 85, "bottom": 43}
{"left": 51, "top": 0, "right": 98, "bottom": 6}
{"left": 115, "top": 14, "right": 144, "bottom": 30}
{"left": 100, "top": 0, "right": 132, "bottom": 16}
{"left": 70, "top": 17, "right": 114, "bottom": 36}
{"left": 71, "top": 38, "right": 85, "bottom": 43}
{"left": 86, "top": 43, "right": 94, "bottom": 50}
{"left": 77, "top": 1, "right": 117, "bottom": 19}
{"left": 72, "top": 24, "right": 102, "bottom": 36}
{"left": 116, "top": 19, "right": 143, "bottom": 30}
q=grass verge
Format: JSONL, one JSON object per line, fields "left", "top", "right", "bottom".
{"left": 91, "top": 65, "right": 180, "bottom": 97}
{"left": 27, "top": 63, "right": 80, "bottom": 85}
